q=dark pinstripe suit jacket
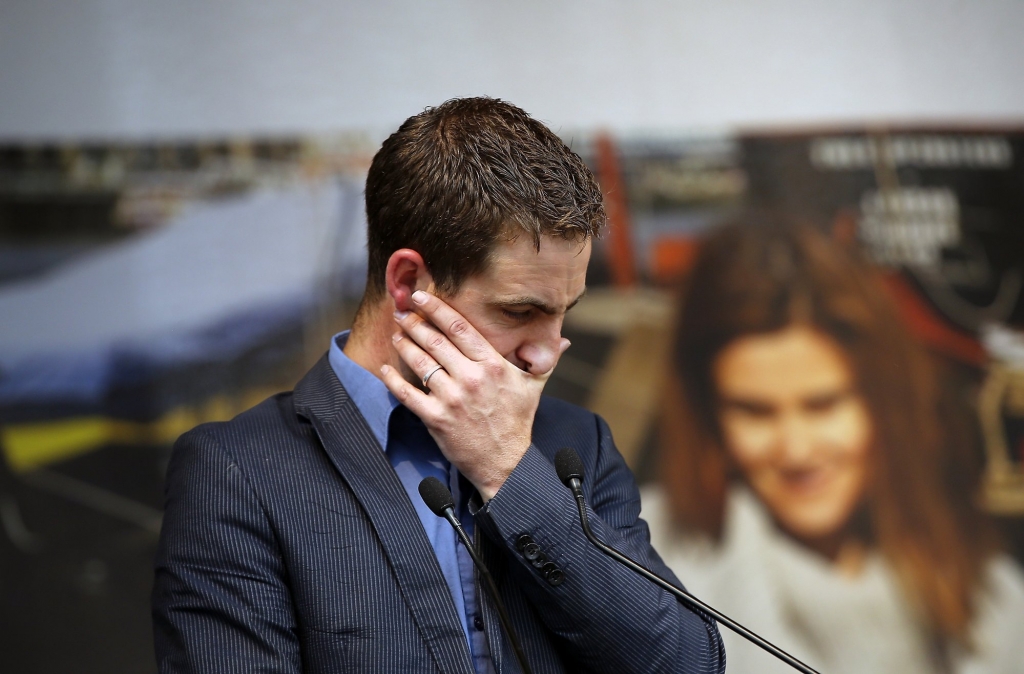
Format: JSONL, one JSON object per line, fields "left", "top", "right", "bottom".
{"left": 152, "top": 356, "right": 725, "bottom": 673}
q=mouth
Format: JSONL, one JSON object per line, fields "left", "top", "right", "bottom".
{"left": 777, "top": 466, "right": 833, "bottom": 495}
{"left": 503, "top": 354, "right": 529, "bottom": 372}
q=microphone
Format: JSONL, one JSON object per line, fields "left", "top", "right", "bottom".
{"left": 418, "top": 477, "right": 534, "bottom": 674}
{"left": 553, "top": 448, "right": 821, "bottom": 674}
{"left": 418, "top": 475, "right": 457, "bottom": 515}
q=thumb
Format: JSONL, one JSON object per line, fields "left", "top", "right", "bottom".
{"left": 531, "top": 338, "right": 572, "bottom": 385}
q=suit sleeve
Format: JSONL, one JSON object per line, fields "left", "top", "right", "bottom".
{"left": 152, "top": 427, "right": 302, "bottom": 673}
{"left": 475, "top": 413, "right": 726, "bottom": 674}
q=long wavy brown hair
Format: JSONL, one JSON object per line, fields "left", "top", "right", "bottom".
{"left": 660, "top": 216, "right": 997, "bottom": 649}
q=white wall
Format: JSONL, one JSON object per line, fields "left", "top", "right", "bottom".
{"left": 1, "top": 0, "right": 1022, "bottom": 140}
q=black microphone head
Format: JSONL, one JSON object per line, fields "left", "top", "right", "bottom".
{"left": 554, "top": 447, "right": 585, "bottom": 486}
{"left": 418, "top": 476, "right": 455, "bottom": 516}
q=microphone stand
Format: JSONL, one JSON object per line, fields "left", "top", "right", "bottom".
{"left": 556, "top": 449, "right": 821, "bottom": 674}
{"left": 419, "top": 477, "right": 534, "bottom": 674}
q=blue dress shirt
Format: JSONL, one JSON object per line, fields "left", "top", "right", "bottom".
{"left": 328, "top": 332, "right": 494, "bottom": 674}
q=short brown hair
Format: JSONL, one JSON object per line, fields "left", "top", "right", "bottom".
{"left": 362, "top": 97, "right": 605, "bottom": 300}
{"left": 661, "top": 215, "right": 997, "bottom": 650}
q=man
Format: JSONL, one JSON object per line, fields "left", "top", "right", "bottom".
{"left": 152, "top": 98, "right": 725, "bottom": 673}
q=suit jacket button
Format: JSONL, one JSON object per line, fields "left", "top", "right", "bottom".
{"left": 473, "top": 615, "right": 485, "bottom": 631}
{"left": 542, "top": 563, "right": 564, "bottom": 586}
{"left": 522, "top": 542, "right": 542, "bottom": 561}
{"left": 516, "top": 534, "right": 534, "bottom": 553}
{"left": 530, "top": 551, "right": 549, "bottom": 569}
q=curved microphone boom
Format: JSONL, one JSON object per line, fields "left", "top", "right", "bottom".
{"left": 418, "top": 477, "right": 534, "bottom": 674}
{"left": 553, "top": 448, "right": 821, "bottom": 674}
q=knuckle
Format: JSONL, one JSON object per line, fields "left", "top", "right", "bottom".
{"left": 413, "top": 355, "right": 431, "bottom": 371}
{"left": 448, "top": 319, "right": 468, "bottom": 335}
{"left": 463, "top": 374, "right": 482, "bottom": 392}
{"left": 428, "top": 333, "right": 445, "bottom": 349}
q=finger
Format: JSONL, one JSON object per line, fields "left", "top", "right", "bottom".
{"left": 391, "top": 332, "right": 452, "bottom": 390}
{"left": 379, "top": 363, "right": 442, "bottom": 419}
{"left": 410, "top": 290, "right": 493, "bottom": 362}
{"left": 394, "top": 309, "right": 474, "bottom": 376}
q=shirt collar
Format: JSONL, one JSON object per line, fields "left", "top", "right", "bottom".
{"left": 327, "top": 330, "right": 400, "bottom": 451}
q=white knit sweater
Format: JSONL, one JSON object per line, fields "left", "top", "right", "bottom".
{"left": 640, "top": 486, "right": 1024, "bottom": 674}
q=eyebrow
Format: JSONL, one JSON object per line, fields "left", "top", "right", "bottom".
{"left": 495, "top": 288, "right": 587, "bottom": 315}
{"left": 719, "top": 397, "right": 776, "bottom": 414}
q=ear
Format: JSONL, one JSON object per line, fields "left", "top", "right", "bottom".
{"left": 385, "top": 249, "right": 434, "bottom": 311}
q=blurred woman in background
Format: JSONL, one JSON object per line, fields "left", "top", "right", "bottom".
{"left": 642, "top": 219, "right": 1024, "bottom": 673}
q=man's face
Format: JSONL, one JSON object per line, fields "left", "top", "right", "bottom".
{"left": 436, "top": 234, "right": 591, "bottom": 376}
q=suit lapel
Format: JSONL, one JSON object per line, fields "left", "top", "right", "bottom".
{"left": 294, "top": 357, "right": 475, "bottom": 674}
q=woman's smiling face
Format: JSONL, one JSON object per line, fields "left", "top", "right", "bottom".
{"left": 713, "top": 325, "right": 873, "bottom": 545}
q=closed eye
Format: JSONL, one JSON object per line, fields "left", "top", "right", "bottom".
{"left": 501, "top": 308, "right": 532, "bottom": 323}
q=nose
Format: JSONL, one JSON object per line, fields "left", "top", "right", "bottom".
{"left": 516, "top": 316, "right": 565, "bottom": 376}
{"left": 777, "top": 413, "right": 815, "bottom": 464}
